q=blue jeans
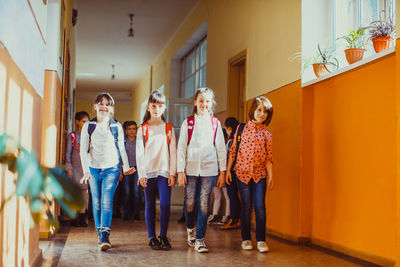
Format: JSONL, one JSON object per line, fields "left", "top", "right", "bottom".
{"left": 226, "top": 170, "right": 241, "bottom": 219}
{"left": 237, "top": 178, "right": 266, "bottom": 241}
{"left": 185, "top": 175, "right": 217, "bottom": 240}
{"left": 89, "top": 165, "right": 120, "bottom": 232}
{"left": 143, "top": 176, "right": 171, "bottom": 238}
{"left": 122, "top": 171, "right": 141, "bottom": 217}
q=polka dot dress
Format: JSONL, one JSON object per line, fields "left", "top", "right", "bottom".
{"left": 229, "top": 120, "right": 272, "bottom": 184}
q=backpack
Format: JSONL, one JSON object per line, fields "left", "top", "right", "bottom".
{"left": 232, "top": 123, "right": 246, "bottom": 168}
{"left": 87, "top": 117, "right": 120, "bottom": 157}
{"left": 141, "top": 122, "right": 173, "bottom": 146}
{"left": 70, "top": 132, "right": 76, "bottom": 147}
{"left": 187, "top": 115, "right": 218, "bottom": 145}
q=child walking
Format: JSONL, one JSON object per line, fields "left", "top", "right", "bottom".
{"left": 177, "top": 87, "right": 226, "bottom": 253}
{"left": 226, "top": 96, "right": 274, "bottom": 253}
{"left": 80, "top": 93, "right": 135, "bottom": 251}
{"left": 66, "top": 111, "right": 90, "bottom": 227}
{"left": 121, "top": 120, "right": 142, "bottom": 221}
{"left": 136, "top": 91, "right": 176, "bottom": 251}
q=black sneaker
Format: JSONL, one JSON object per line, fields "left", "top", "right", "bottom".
{"left": 159, "top": 236, "right": 172, "bottom": 251}
{"left": 79, "top": 214, "right": 88, "bottom": 227}
{"left": 97, "top": 231, "right": 102, "bottom": 247}
{"left": 149, "top": 237, "right": 162, "bottom": 250}
{"left": 177, "top": 215, "right": 185, "bottom": 223}
{"left": 100, "top": 230, "right": 111, "bottom": 251}
{"left": 208, "top": 215, "right": 220, "bottom": 224}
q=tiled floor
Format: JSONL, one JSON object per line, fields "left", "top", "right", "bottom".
{"left": 38, "top": 207, "right": 376, "bottom": 267}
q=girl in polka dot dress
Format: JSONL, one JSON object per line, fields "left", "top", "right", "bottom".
{"left": 226, "top": 96, "right": 273, "bottom": 253}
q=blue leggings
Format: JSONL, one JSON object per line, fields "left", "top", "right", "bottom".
{"left": 143, "top": 176, "right": 171, "bottom": 238}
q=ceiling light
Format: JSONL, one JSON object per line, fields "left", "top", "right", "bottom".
{"left": 111, "top": 64, "right": 115, "bottom": 80}
{"left": 128, "top": 14, "right": 134, "bottom": 37}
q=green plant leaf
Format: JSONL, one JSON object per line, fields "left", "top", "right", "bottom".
{"left": 0, "top": 134, "right": 10, "bottom": 155}
{"left": 44, "top": 174, "right": 64, "bottom": 199}
{"left": 15, "top": 148, "right": 44, "bottom": 197}
{"left": 30, "top": 199, "right": 42, "bottom": 213}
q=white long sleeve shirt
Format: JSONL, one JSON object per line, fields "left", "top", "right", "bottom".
{"left": 80, "top": 120, "right": 130, "bottom": 174}
{"left": 177, "top": 114, "right": 227, "bottom": 176}
{"left": 136, "top": 122, "right": 177, "bottom": 179}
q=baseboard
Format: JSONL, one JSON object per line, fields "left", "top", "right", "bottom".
{"left": 266, "top": 228, "right": 395, "bottom": 267}
{"left": 30, "top": 248, "right": 42, "bottom": 267}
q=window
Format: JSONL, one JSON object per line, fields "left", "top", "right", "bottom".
{"left": 180, "top": 37, "right": 207, "bottom": 98}
{"left": 302, "top": 0, "right": 395, "bottom": 83}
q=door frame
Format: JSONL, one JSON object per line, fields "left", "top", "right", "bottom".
{"left": 227, "top": 49, "right": 247, "bottom": 122}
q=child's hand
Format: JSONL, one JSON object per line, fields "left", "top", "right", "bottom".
{"left": 67, "top": 170, "right": 73, "bottom": 178}
{"left": 119, "top": 173, "right": 123, "bottom": 181}
{"left": 225, "top": 170, "right": 232, "bottom": 185}
{"left": 139, "top": 177, "right": 148, "bottom": 188}
{"left": 124, "top": 167, "right": 136, "bottom": 175}
{"left": 267, "top": 176, "right": 274, "bottom": 190}
{"left": 178, "top": 172, "right": 186, "bottom": 187}
{"left": 217, "top": 171, "right": 226, "bottom": 189}
{"left": 168, "top": 175, "right": 176, "bottom": 187}
{"left": 80, "top": 172, "right": 92, "bottom": 184}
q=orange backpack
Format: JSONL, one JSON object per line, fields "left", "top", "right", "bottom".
{"left": 141, "top": 122, "right": 173, "bottom": 145}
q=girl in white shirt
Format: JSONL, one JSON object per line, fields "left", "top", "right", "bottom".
{"left": 177, "top": 87, "right": 227, "bottom": 253}
{"left": 80, "top": 93, "right": 135, "bottom": 251}
{"left": 136, "top": 91, "right": 177, "bottom": 251}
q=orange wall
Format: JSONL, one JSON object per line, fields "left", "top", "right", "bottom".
{"left": 307, "top": 53, "right": 396, "bottom": 261}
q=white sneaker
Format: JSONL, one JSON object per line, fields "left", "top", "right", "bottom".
{"left": 187, "top": 228, "right": 195, "bottom": 247}
{"left": 241, "top": 240, "right": 253, "bottom": 250}
{"left": 195, "top": 238, "right": 209, "bottom": 253}
{"left": 257, "top": 241, "right": 269, "bottom": 253}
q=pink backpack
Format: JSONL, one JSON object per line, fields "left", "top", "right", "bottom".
{"left": 187, "top": 115, "right": 218, "bottom": 145}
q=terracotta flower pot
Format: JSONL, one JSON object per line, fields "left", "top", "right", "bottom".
{"left": 312, "top": 63, "right": 331, "bottom": 78}
{"left": 372, "top": 37, "right": 393, "bottom": 53}
{"left": 344, "top": 48, "right": 366, "bottom": 64}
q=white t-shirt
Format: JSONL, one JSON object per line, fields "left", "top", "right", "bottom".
{"left": 136, "top": 122, "right": 177, "bottom": 179}
{"left": 177, "top": 113, "right": 227, "bottom": 177}
{"left": 80, "top": 120, "right": 130, "bottom": 174}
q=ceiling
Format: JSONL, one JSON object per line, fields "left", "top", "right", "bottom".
{"left": 75, "top": 0, "right": 199, "bottom": 102}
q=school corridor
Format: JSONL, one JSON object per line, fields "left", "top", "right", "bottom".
{"left": 1, "top": 0, "right": 400, "bottom": 266}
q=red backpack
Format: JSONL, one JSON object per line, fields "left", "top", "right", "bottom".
{"left": 141, "top": 122, "right": 173, "bottom": 145}
{"left": 187, "top": 115, "right": 218, "bottom": 145}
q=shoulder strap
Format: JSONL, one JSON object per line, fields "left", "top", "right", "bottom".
{"left": 70, "top": 132, "right": 76, "bottom": 146}
{"left": 109, "top": 118, "right": 119, "bottom": 154}
{"left": 165, "top": 123, "right": 173, "bottom": 145}
{"left": 232, "top": 123, "right": 246, "bottom": 168}
{"left": 141, "top": 123, "right": 149, "bottom": 144}
{"left": 187, "top": 115, "right": 195, "bottom": 145}
{"left": 211, "top": 116, "right": 218, "bottom": 145}
{"left": 87, "top": 118, "right": 97, "bottom": 153}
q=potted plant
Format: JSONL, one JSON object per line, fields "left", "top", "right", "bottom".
{"left": 368, "top": 10, "right": 396, "bottom": 53}
{"left": 339, "top": 27, "right": 368, "bottom": 64}
{"left": 289, "top": 44, "right": 339, "bottom": 78}
{"left": 0, "top": 134, "right": 85, "bottom": 228}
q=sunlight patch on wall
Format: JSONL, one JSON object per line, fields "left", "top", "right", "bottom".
{"left": 21, "top": 90, "right": 33, "bottom": 151}
{"left": 6, "top": 79, "right": 21, "bottom": 139}
{"left": 0, "top": 63, "right": 6, "bottom": 134}
{"left": 44, "top": 125, "right": 57, "bottom": 167}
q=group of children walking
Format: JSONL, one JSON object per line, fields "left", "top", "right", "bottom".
{"left": 68, "top": 87, "right": 274, "bottom": 254}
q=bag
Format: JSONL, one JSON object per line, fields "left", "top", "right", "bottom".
{"left": 187, "top": 115, "right": 218, "bottom": 145}
{"left": 141, "top": 122, "right": 173, "bottom": 146}
{"left": 232, "top": 123, "right": 246, "bottom": 169}
{"left": 87, "top": 118, "right": 120, "bottom": 156}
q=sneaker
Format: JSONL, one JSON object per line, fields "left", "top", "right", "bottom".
{"left": 159, "top": 236, "right": 172, "bottom": 250}
{"left": 79, "top": 214, "right": 88, "bottom": 227}
{"left": 100, "top": 229, "right": 111, "bottom": 251}
{"left": 187, "top": 228, "right": 195, "bottom": 247}
{"left": 208, "top": 215, "right": 220, "bottom": 224}
{"left": 149, "top": 237, "right": 162, "bottom": 250}
{"left": 219, "top": 218, "right": 240, "bottom": 230}
{"left": 257, "top": 241, "right": 270, "bottom": 253}
{"left": 177, "top": 215, "right": 185, "bottom": 223}
{"left": 97, "top": 231, "right": 102, "bottom": 247}
{"left": 195, "top": 238, "right": 209, "bottom": 253}
{"left": 217, "top": 216, "right": 229, "bottom": 225}
{"left": 241, "top": 240, "right": 253, "bottom": 250}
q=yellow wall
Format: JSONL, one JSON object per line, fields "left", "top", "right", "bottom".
{"left": 0, "top": 42, "right": 42, "bottom": 267}
{"left": 132, "top": 0, "right": 301, "bottom": 115}
{"left": 132, "top": 71, "right": 151, "bottom": 123}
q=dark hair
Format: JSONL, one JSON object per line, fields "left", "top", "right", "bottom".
{"left": 75, "top": 111, "right": 90, "bottom": 121}
{"left": 192, "top": 87, "right": 216, "bottom": 115}
{"left": 123, "top": 120, "right": 137, "bottom": 130}
{"left": 248, "top": 96, "right": 273, "bottom": 126}
{"left": 224, "top": 117, "right": 239, "bottom": 138}
{"left": 94, "top": 93, "right": 115, "bottom": 106}
{"left": 222, "top": 128, "right": 228, "bottom": 142}
{"left": 142, "top": 91, "right": 167, "bottom": 124}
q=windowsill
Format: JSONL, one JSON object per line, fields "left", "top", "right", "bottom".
{"left": 301, "top": 46, "right": 396, "bottom": 88}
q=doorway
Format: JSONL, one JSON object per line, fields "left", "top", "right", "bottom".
{"left": 227, "top": 50, "right": 247, "bottom": 122}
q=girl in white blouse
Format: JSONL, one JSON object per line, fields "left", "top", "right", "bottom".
{"left": 136, "top": 91, "right": 177, "bottom": 251}
{"left": 177, "top": 87, "right": 227, "bottom": 253}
